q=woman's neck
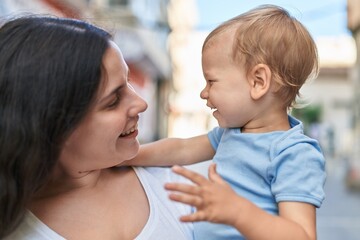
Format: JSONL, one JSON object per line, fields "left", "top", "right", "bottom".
{"left": 33, "top": 165, "right": 105, "bottom": 200}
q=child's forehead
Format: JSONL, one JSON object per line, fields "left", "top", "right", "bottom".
{"left": 203, "top": 28, "right": 236, "bottom": 50}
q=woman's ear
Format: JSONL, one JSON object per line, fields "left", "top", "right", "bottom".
{"left": 248, "top": 64, "right": 271, "bottom": 100}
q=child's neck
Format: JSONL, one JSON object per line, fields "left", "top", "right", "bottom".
{"left": 241, "top": 112, "right": 290, "bottom": 133}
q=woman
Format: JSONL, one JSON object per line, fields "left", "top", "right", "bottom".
{"left": 0, "top": 16, "right": 193, "bottom": 239}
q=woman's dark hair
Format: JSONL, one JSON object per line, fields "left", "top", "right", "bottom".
{"left": 0, "top": 15, "right": 111, "bottom": 237}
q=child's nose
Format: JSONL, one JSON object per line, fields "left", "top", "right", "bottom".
{"left": 200, "top": 86, "right": 208, "bottom": 99}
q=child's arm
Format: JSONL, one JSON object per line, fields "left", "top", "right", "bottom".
{"left": 165, "top": 164, "right": 316, "bottom": 240}
{"left": 125, "top": 134, "right": 215, "bottom": 166}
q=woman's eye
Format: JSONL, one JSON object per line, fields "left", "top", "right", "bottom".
{"left": 108, "top": 93, "right": 120, "bottom": 108}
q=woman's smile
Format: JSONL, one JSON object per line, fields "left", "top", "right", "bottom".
{"left": 120, "top": 123, "right": 138, "bottom": 138}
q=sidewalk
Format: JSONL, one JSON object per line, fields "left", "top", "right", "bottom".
{"left": 317, "top": 158, "right": 360, "bottom": 240}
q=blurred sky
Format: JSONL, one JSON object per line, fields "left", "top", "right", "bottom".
{"left": 195, "top": 0, "right": 350, "bottom": 38}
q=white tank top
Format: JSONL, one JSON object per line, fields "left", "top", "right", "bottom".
{"left": 5, "top": 167, "right": 194, "bottom": 240}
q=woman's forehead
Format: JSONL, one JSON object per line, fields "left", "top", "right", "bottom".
{"left": 94, "top": 43, "right": 128, "bottom": 100}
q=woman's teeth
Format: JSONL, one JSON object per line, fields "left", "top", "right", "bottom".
{"left": 120, "top": 125, "right": 137, "bottom": 137}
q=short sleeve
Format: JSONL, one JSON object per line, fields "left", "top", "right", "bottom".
{"left": 269, "top": 140, "right": 326, "bottom": 207}
{"left": 207, "top": 127, "right": 225, "bottom": 150}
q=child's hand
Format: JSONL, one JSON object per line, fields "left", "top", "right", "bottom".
{"left": 165, "top": 164, "right": 243, "bottom": 226}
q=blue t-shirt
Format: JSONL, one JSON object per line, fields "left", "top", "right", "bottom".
{"left": 194, "top": 116, "right": 326, "bottom": 240}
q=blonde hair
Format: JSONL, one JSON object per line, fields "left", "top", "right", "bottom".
{"left": 203, "top": 4, "right": 319, "bottom": 108}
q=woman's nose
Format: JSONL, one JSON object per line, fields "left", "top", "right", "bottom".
{"left": 127, "top": 83, "right": 148, "bottom": 113}
{"left": 135, "top": 94, "right": 148, "bottom": 114}
{"left": 140, "top": 97, "right": 148, "bottom": 113}
{"left": 128, "top": 91, "right": 148, "bottom": 117}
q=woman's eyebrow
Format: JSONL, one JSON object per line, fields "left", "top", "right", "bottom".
{"left": 98, "top": 68, "right": 129, "bottom": 104}
{"left": 98, "top": 85, "right": 123, "bottom": 104}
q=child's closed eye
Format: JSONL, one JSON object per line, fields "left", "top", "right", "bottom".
{"left": 208, "top": 80, "right": 216, "bottom": 85}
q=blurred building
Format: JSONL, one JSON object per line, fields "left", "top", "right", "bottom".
{"left": 298, "top": 36, "right": 355, "bottom": 160}
{"left": 346, "top": 0, "right": 360, "bottom": 189}
{"left": 0, "top": 0, "right": 172, "bottom": 142}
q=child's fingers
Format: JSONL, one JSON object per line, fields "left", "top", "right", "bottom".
{"left": 164, "top": 182, "right": 200, "bottom": 195}
{"left": 172, "top": 165, "right": 208, "bottom": 185}
{"left": 168, "top": 192, "right": 203, "bottom": 207}
{"left": 208, "top": 163, "right": 225, "bottom": 184}
{"left": 179, "top": 212, "right": 206, "bottom": 222}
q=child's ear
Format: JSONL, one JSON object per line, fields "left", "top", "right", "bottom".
{"left": 248, "top": 64, "right": 271, "bottom": 100}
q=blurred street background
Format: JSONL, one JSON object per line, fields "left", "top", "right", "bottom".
{"left": 317, "top": 158, "right": 360, "bottom": 239}
{"left": 1, "top": 0, "right": 360, "bottom": 239}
